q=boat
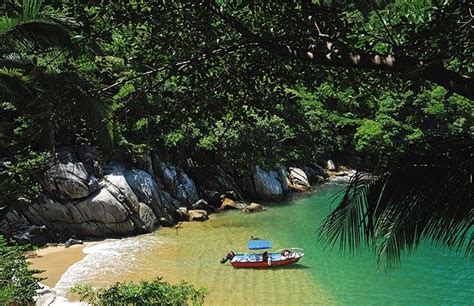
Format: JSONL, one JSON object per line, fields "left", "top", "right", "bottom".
{"left": 220, "top": 239, "right": 304, "bottom": 268}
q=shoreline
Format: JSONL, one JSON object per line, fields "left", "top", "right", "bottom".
{"left": 29, "top": 243, "right": 88, "bottom": 288}
{"left": 26, "top": 178, "right": 354, "bottom": 291}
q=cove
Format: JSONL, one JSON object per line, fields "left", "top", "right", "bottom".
{"left": 58, "top": 184, "right": 473, "bottom": 305}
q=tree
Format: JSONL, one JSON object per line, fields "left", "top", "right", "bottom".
{"left": 0, "top": 0, "right": 112, "bottom": 217}
{"left": 202, "top": 0, "right": 473, "bottom": 266}
{"left": 204, "top": 0, "right": 473, "bottom": 99}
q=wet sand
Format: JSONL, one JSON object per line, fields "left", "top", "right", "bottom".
{"left": 29, "top": 244, "right": 87, "bottom": 288}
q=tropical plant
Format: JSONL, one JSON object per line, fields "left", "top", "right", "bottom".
{"left": 70, "top": 277, "right": 208, "bottom": 305}
{"left": 0, "top": 235, "right": 42, "bottom": 304}
{"left": 318, "top": 135, "right": 473, "bottom": 268}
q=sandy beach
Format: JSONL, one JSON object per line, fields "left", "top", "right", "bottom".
{"left": 29, "top": 244, "right": 87, "bottom": 288}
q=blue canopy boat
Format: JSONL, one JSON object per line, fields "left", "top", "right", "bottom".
{"left": 220, "top": 239, "right": 304, "bottom": 268}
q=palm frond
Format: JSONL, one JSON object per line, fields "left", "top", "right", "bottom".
{"left": 318, "top": 141, "right": 473, "bottom": 268}
{"left": 0, "top": 67, "right": 32, "bottom": 96}
{"left": 0, "top": 0, "right": 72, "bottom": 54}
{"left": 53, "top": 72, "right": 115, "bottom": 151}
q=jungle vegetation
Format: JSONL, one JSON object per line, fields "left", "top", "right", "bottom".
{"left": 0, "top": 0, "right": 472, "bottom": 278}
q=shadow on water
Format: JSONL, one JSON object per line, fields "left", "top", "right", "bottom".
{"left": 230, "top": 264, "right": 310, "bottom": 270}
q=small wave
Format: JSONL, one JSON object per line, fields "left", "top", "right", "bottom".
{"left": 55, "top": 233, "right": 161, "bottom": 295}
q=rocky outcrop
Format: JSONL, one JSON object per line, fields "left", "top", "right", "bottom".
{"left": 1, "top": 145, "right": 355, "bottom": 244}
{"left": 155, "top": 162, "right": 199, "bottom": 205}
{"left": 124, "top": 169, "right": 181, "bottom": 227}
{"left": 8, "top": 164, "right": 188, "bottom": 240}
{"left": 251, "top": 166, "right": 284, "bottom": 201}
{"left": 288, "top": 167, "right": 311, "bottom": 192}
{"left": 43, "top": 160, "right": 99, "bottom": 200}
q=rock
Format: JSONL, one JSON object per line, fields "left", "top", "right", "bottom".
{"left": 242, "top": 203, "right": 265, "bottom": 213}
{"left": 202, "top": 190, "right": 221, "bottom": 207}
{"left": 138, "top": 202, "right": 159, "bottom": 232}
{"left": 328, "top": 169, "right": 357, "bottom": 183}
{"left": 43, "top": 161, "right": 100, "bottom": 200}
{"left": 20, "top": 166, "right": 164, "bottom": 238}
{"left": 315, "top": 175, "right": 326, "bottom": 184}
{"left": 252, "top": 166, "right": 284, "bottom": 201}
{"left": 187, "top": 209, "right": 208, "bottom": 222}
{"left": 177, "top": 206, "right": 188, "bottom": 217}
{"left": 64, "top": 237, "right": 83, "bottom": 248}
{"left": 327, "top": 160, "right": 337, "bottom": 171}
{"left": 219, "top": 190, "right": 239, "bottom": 201}
{"left": 35, "top": 283, "right": 88, "bottom": 306}
{"left": 303, "top": 164, "right": 326, "bottom": 184}
{"left": 0, "top": 210, "right": 53, "bottom": 246}
{"left": 187, "top": 165, "right": 243, "bottom": 196}
{"left": 276, "top": 167, "right": 290, "bottom": 192}
{"left": 288, "top": 167, "right": 310, "bottom": 192}
{"left": 156, "top": 162, "right": 199, "bottom": 205}
{"left": 16, "top": 225, "right": 51, "bottom": 246}
{"left": 191, "top": 199, "right": 217, "bottom": 213}
{"left": 124, "top": 169, "right": 181, "bottom": 227}
{"left": 220, "top": 198, "right": 237, "bottom": 210}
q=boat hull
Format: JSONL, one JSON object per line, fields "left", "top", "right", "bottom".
{"left": 230, "top": 256, "right": 301, "bottom": 268}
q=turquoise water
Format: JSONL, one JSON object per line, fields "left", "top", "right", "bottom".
{"left": 269, "top": 185, "right": 473, "bottom": 305}
{"left": 62, "top": 183, "right": 473, "bottom": 305}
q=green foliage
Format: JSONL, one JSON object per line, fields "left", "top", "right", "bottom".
{"left": 0, "top": 0, "right": 472, "bottom": 265}
{"left": 0, "top": 235, "right": 42, "bottom": 303}
{"left": 70, "top": 277, "right": 208, "bottom": 305}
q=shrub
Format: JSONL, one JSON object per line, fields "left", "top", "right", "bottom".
{"left": 70, "top": 277, "right": 208, "bottom": 305}
{"left": 0, "top": 235, "right": 42, "bottom": 304}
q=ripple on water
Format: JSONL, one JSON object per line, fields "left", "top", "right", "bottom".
{"left": 53, "top": 184, "right": 473, "bottom": 305}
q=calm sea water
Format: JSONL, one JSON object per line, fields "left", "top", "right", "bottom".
{"left": 59, "top": 184, "right": 473, "bottom": 305}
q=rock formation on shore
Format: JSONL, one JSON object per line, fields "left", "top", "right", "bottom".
{"left": 0, "top": 146, "right": 351, "bottom": 245}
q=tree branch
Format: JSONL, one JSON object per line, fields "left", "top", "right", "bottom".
{"left": 205, "top": 1, "right": 474, "bottom": 100}
{"left": 96, "top": 42, "right": 258, "bottom": 94}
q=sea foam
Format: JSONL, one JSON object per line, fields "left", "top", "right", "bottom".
{"left": 54, "top": 233, "right": 160, "bottom": 295}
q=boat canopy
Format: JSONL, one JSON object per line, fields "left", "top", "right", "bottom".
{"left": 248, "top": 239, "right": 272, "bottom": 250}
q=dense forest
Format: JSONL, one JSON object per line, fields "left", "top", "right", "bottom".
{"left": 0, "top": 1, "right": 472, "bottom": 300}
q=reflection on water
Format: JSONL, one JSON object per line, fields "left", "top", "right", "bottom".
{"left": 58, "top": 184, "right": 474, "bottom": 305}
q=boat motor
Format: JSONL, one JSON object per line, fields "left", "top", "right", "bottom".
{"left": 220, "top": 250, "right": 235, "bottom": 264}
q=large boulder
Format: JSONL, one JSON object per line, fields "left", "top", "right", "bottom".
{"left": 41, "top": 147, "right": 103, "bottom": 200}
{"left": 288, "top": 167, "right": 310, "bottom": 192}
{"left": 252, "top": 166, "right": 284, "bottom": 201}
{"left": 43, "top": 162, "right": 100, "bottom": 200}
{"left": 124, "top": 169, "right": 181, "bottom": 226}
{"left": 156, "top": 162, "right": 199, "bottom": 205}
{"left": 276, "top": 166, "right": 290, "bottom": 192}
{"left": 0, "top": 210, "right": 53, "bottom": 246}
{"left": 20, "top": 167, "right": 160, "bottom": 238}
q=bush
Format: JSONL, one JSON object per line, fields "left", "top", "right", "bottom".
{"left": 70, "top": 277, "right": 208, "bottom": 305}
{"left": 0, "top": 235, "right": 42, "bottom": 304}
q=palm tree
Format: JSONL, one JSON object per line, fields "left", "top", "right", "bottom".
{"left": 0, "top": 0, "right": 72, "bottom": 90}
{"left": 318, "top": 136, "right": 473, "bottom": 268}
{"left": 0, "top": 0, "right": 113, "bottom": 218}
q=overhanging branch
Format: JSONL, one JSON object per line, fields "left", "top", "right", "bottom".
{"left": 205, "top": 0, "right": 473, "bottom": 100}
